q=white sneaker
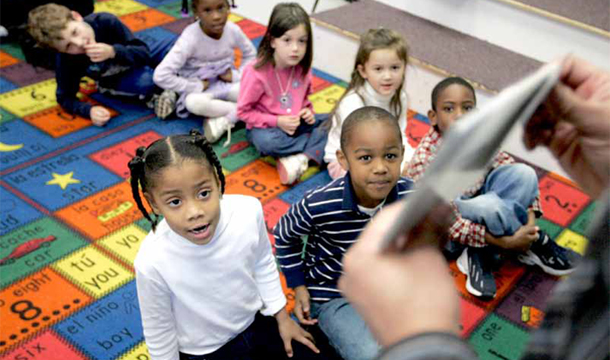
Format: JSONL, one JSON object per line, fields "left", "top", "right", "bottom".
{"left": 154, "top": 90, "right": 177, "bottom": 119}
{"left": 203, "top": 116, "right": 232, "bottom": 144}
{"left": 277, "top": 154, "right": 308, "bottom": 185}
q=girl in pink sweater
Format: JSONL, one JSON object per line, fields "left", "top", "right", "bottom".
{"left": 237, "top": 3, "right": 328, "bottom": 185}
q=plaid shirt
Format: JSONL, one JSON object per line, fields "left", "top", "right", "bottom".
{"left": 406, "top": 128, "right": 542, "bottom": 247}
{"left": 379, "top": 193, "right": 610, "bottom": 360}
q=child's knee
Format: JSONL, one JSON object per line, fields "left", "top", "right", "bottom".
{"left": 249, "top": 130, "right": 281, "bottom": 153}
{"left": 511, "top": 163, "right": 538, "bottom": 192}
{"left": 511, "top": 163, "right": 537, "bottom": 181}
{"left": 185, "top": 93, "right": 213, "bottom": 115}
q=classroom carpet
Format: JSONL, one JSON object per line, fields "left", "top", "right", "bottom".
{"left": 0, "top": 1, "right": 595, "bottom": 359}
{"left": 312, "top": 0, "right": 542, "bottom": 92}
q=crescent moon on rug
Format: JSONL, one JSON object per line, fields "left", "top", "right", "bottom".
{"left": 0, "top": 142, "right": 24, "bottom": 152}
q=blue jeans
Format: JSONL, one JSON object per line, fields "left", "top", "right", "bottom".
{"left": 246, "top": 114, "right": 329, "bottom": 165}
{"left": 310, "top": 298, "right": 379, "bottom": 360}
{"left": 98, "top": 36, "right": 176, "bottom": 100}
{"left": 179, "top": 313, "right": 330, "bottom": 360}
{"left": 454, "top": 164, "right": 538, "bottom": 237}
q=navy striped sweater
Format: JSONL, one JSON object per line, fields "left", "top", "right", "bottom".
{"left": 274, "top": 174, "right": 414, "bottom": 302}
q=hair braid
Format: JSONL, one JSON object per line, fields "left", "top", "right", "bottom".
{"left": 128, "top": 146, "right": 159, "bottom": 231}
{"left": 188, "top": 130, "right": 226, "bottom": 194}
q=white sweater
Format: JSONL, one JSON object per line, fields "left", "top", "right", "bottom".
{"left": 134, "top": 195, "right": 287, "bottom": 360}
{"left": 323, "top": 81, "right": 414, "bottom": 175}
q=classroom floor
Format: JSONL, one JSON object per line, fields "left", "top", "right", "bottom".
{"left": 0, "top": 1, "right": 595, "bottom": 359}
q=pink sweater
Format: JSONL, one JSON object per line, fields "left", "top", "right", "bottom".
{"left": 237, "top": 62, "right": 314, "bottom": 129}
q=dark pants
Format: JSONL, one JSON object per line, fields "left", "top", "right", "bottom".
{"left": 179, "top": 313, "right": 339, "bottom": 360}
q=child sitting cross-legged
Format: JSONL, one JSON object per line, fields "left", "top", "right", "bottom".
{"left": 153, "top": 0, "right": 256, "bottom": 143}
{"left": 237, "top": 3, "right": 328, "bottom": 185}
{"left": 274, "top": 106, "right": 415, "bottom": 360}
{"left": 407, "top": 77, "right": 581, "bottom": 300}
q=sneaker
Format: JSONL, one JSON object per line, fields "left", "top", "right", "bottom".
{"left": 277, "top": 154, "right": 308, "bottom": 185}
{"left": 457, "top": 247, "right": 497, "bottom": 299}
{"left": 518, "top": 231, "right": 581, "bottom": 276}
{"left": 154, "top": 90, "right": 177, "bottom": 119}
{"left": 203, "top": 116, "right": 232, "bottom": 144}
{"left": 443, "top": 240, "right": 465, "bottom": 261}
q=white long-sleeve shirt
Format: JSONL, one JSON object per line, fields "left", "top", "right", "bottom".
{"left": 134, "top": 195, "right": 286, "bottom": 360}
{"left": 153, "top": 20, "right": 256, "bottom": 95}
{"left": 323, "top": 81, "right": 414, "bottom": 178}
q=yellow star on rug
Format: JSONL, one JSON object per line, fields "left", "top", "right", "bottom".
{"left": 46, "top": 172, "right": 81, "bottom": 190}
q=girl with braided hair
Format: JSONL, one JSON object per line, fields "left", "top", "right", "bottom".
{"left": 129, "top": 130, "right": 325, "bottom": 360}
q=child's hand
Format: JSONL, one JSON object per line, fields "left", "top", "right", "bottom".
{"left": 90, "top": 106, "right": 111, "bottom": 126}
{"left": 85, "top": 43, "right": 115, "bottom": 63}
{"left": 500, "top": 224, "right": 538, "bottom": 252}
{"left": 494, "top": 211, "right": 538, "bottom": 252}
{"left": 294, "top": 286, "right": 317, "bottom": 325}
{"left": 219, "top": 68, "right": 233, "bottom": 83}
{"left": 278, "top": 115, "right": 301, "bottom": 135}
{"left": 275, "top": 308, "right": 320, "bottom": 358}
{"left": 298, "top": 108, "right": 315, "bottom": 125}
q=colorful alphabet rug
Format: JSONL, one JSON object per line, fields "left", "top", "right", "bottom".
{"left": 0, "top": 1, "right": 594, "bottom": 359}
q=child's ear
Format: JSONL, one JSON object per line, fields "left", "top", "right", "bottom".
{"left": 336, "top": 149, "right": 349, "bottom": 172}
{"left": 427, "top": 109, "right": 437, "bottom": 126}
{"left": 71, "top": 11, "right": 84, "bottom": 22}
{"left": 143, "top": 193, "right": 160, "bottom": 215}
{"left": 357, "top": 64, "right": 367, "bottom": 80}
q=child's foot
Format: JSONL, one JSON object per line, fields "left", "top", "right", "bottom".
{"left": 277, "top": 154, "right": 308, "bottom": 185}
{"left": 154, "top": 90, "right": 177, "bottom": 119}
{"left": 442, "top": 240, "right": 465, "bottom": 261}
{"left": 457, "top": 247, "right": 497, "bottom": 299}
{"left": 518, "top": 231, "right": 581, "bottom": 276}
{"left": 203, "top": 116, "right": 233, "bottom": 144}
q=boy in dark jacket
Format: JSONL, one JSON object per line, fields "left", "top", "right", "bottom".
{"left": 27, "top": 3, "right": 177, "bottom": 125}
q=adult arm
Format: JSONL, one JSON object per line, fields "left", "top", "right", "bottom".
{"left": 339, "top": 203, "right": 463, "bottom": 350}
{"left": 524, "top": 55, "right": 610, "bottom": 197}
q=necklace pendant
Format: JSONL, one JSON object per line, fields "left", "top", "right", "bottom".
{"left": 280, "top": 95, "right": 289, "bottom": 105}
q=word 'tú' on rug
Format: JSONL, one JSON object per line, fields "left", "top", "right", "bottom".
{"left": 0, "top": 1, "right": 594, "bottom": 359}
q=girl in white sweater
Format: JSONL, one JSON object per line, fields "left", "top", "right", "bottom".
{"left": 129, "top": 130, "right": 325, "bottom": 360}
{"left": 324, "top": 28, "right": 414, "bottom": 179}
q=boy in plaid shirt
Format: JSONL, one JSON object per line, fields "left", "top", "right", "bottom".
{"left": 407, "top": 77, "right": 580, "bottom": 299}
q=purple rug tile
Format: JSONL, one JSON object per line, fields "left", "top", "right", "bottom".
{"left": 0, "top": 62, "right": 54, "bottom": 87}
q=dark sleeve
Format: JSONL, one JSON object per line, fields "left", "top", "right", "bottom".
{"left": 95, "top": 13, "right": 152, "bottom": 66}
{"left": 55, "top": 54, "right": 92, "bottom": 118}
{"left": 378, "top": 333, "right": 477, "bottom": 360}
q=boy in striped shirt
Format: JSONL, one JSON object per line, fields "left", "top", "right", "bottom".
{"left": 274, "top": 106, "right": 414, "bottom": 360}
